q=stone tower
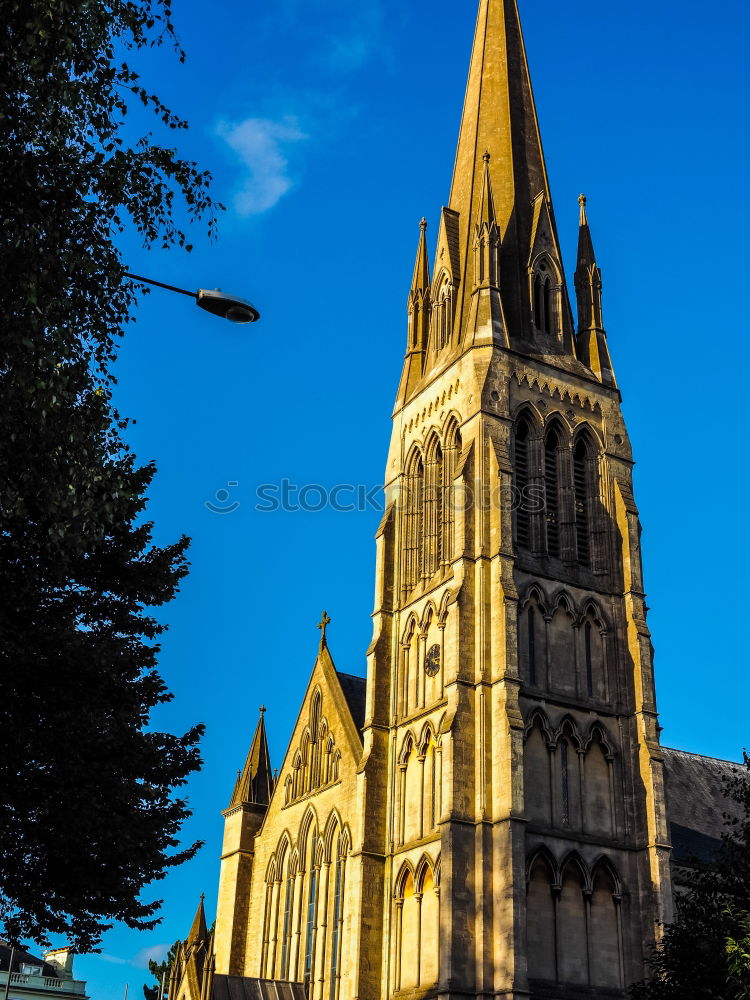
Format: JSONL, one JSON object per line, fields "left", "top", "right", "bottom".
{"left": 358, "top": 0, "right": 673, "bottom": 995}
{"left": 196, "top": 2, "right": 677, "bottom": 999}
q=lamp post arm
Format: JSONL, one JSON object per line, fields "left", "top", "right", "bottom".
{"left": 125, "top": 272, "right": 195, "bottom": 299}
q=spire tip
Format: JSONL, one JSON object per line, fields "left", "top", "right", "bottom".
{"left": 578, "top": 193, "right": 588, "bottom": 226}
{"left": 419, "top": 217, "right": 427, "bottom": 231}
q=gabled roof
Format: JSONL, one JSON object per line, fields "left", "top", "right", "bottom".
{"left": 662, "top": 746, "right": 744, "bottom": 868}
{"left": 0, "top": 942, "right": 57, "bottom": 978}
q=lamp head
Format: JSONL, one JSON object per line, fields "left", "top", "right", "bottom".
{"left": 196, "top": 288, "right": 260, "bottom": 324}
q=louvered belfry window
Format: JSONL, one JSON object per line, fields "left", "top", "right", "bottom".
{"left": 515, "top": 418, "right": 531, "bottom": 549}
{"left": 574, "top": 438, "right": 591, "bottom": 568}
{"left": 544, "top": 428, "right": 560, "bottom": 558}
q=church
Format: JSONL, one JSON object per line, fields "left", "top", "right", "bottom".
{"left": 168, "top": 0, "right": 736, "bottom": 997}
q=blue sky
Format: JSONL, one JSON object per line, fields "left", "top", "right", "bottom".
{"left": 70, "top": 0, "right": 750, "bottom": 996}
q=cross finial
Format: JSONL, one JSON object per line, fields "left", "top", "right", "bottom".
{"left": 259, "top": 704, "right": 266, "bottom": 716}
{"left": 200, "top": 892, "right": 205, "bottom": 903}
{"left": 419, "top": 217, "right": 427, "bottom": 232}
{"left": 483, "top": 149, "right": 491, "bottom": 164}
{"left": 318, "top": 610, "right": 331, "bottom": 644}
{"left": 578, "top": 193, "right": 588, "bottom": 226}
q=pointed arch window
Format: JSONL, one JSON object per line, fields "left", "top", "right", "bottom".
{"left": 442, "top": 421, "right": 461, "bottom": 565}
{"left": 544, "top": 426, "right": 561, "bottom": 558}
{"left": 573, "top": 435, "right": 596, "bottom": 568}
{"left": 280, "top": 868, "right": 294, "bottom": 976}
{"left": 435, "top": 278, "right": 452, "bottom": 349}
{"left": 561, "top": 740, "right": 570, "bottom": 825}
{"left": 580, "top": 605, "right": 607, "bottom": 702}
{"left": 527, "top": 606, "right": 537, "bottom": 685}
{"left": 533, "top": 259, "right": 558, "bottom": 335}
{"left": 403, "top": 450, "right": 425, "bottom": 593}
{"left": 519, "top": 592, "right": 545, "bottom": 688}
{"left": 584, "top": 621, "right": 593, "bottom": 696}
{"left": 533, "top": 273, "right": 543, "bottom": 332}
{"left": 329, "top": 835, "right": 346, "bottom": 1000}
{"left": 310, "top": 691, "right": 322, "bottom": 788}
{"left": 303, "top": 832, "right": 318, "bottom": 992}
{"left": 514, "top": 416, "right": 531, "bottom": 549}
{"left": 424, "top": 438, "right": 443, "bottom": 578}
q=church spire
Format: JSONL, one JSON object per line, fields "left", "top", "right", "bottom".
{"left": 448, "top": 0, "right": 569, "bottom": 342}
{"left": 411, "top": 217, "right": 430, "bottom": 294}
{"left": 228, "top": 707, "right": 273, "bottom": 808}
{"left": 396, "top": 220, "right": 432, "bottom": 404}
{"left": 187, "top": 894, "right": 207, "bottom": 946}
{"left": 574, "top": 195, "right": 616, "bottom": 387}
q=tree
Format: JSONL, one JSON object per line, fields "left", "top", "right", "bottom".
{"left": 726, "top": 907, "right": 750, "bottom": 999}
{"left": 143, "top": 940, "right": 180, "bottom": 1000}
{"left": 0, "top": 0, "right": 222, "bottom": 950}
{"left": 630, "top": 752, "right": 750, "bottom": 1000}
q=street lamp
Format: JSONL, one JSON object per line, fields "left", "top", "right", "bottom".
{"left": 125, "top": 272, "right": 260, "bottom": 324}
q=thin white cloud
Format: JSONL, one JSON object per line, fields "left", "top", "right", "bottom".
{"left": 95, "top": 943, "right": 169, "bottom": 970}
{"left": 216, "top": 117, "right": 308, "bottom": 216}
{"left": 318, "top": 3, "right": 383, "bottom": 74}
{"left": 132, "top": 944, "right": 170, "bottom": 970}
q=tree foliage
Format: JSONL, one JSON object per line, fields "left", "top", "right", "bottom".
{"left": 143, "top": 939, "right": 180, "bottom": 1000}
{"left": 630, "top": 753, "right": 750, "bottom": 1000}
{"left": 0, "top": 0, "right": 222, "bottom": 950}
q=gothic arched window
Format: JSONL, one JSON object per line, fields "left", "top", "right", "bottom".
{"left": 543, "top": 277, "right": 552, "bottom": 333}
{"left": 584, "top": 730, "right": 614, "bottom": 838}
{"left": 544, "top": 425, "right": 561, "bottom": 558}
{"left": 302, "top": 831, "right": 318, "bottom": 992}
{"left": 533, "top": 259, "right": 558, "bottom": 335}
{"left": 280, "top": 865, "right": 294, "bottom": 977}
{"left": 424, "top": 436, "right": 443, "bottom": 578}
{"left": 328, "top": 834, "right": 346, "bottom": 1000}
{"left": 533, "top": 272, "right": 544, "bottom": 332}
{"left": 558, "top": 859, "right": 588, "bottom": 985}
{"left": 526, "top": 853, "right": 557, "bottom": 981}
{"left": 310, "top": 691, "right": 323, "bottom": 789}
{"left": 589, "top": 864, "right": 623, "bottom": 988}
{"left": 524, "top": 716, "right": 552, "bottom": 825}
{"left": 519, "top": 589, "right": 545, "bottom": 686}
{"left": 435, "top": 277, "right": 452, "bottom": 349}
{"left": 442, "top": 419, "right": 461, "bottom": 565}
{"left": 573, "top": 433, "right": 596, "bottom": 568}
{"left": 580, "top": 605, "right": 607, "bottom": 701}
{"left": 514, "top": 416, "right": 531, "bottom": 550}
{"left": 403, "top": 449, "right": 424, "bottom": 593}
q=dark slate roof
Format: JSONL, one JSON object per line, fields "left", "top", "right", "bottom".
{"left": 0, "top": 942, "right": 56, "bottom": 978}
{"left": 336, "top": 671, "right": 366, "bottom": 734}
{"left": 662, "top": 747, "right": 744, "bottom": 867}
{"left": 670, "top": 823, "right": 723, "bottom": 867}
{"left": 212, "top": 976, "right": 306, "bottom": 1000}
